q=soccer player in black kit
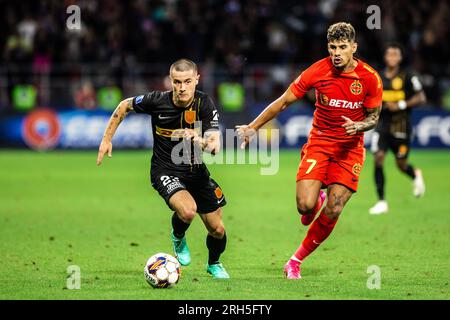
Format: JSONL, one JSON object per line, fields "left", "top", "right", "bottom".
{"left": 97, "top": 59, "right": 229, "bottom": 278}
{"left": 369, "top": 44, "right": 427, "bottom": 215}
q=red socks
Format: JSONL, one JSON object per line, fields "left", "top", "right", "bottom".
{"left": 293, "top": 212, "right": 338, "bottom": 262}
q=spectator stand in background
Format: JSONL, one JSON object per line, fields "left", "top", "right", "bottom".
{"left": 97, "top": 85, "right": 122, "bottom": 111}
{"left": 12, "top": 84, "right": 37, "bottom": 112}
{"left": 217, "top": 82, "right": 245, "bottom": 112}
{"left": 0, "top": 0, "right": 448, "bottom": 111}
{"left": 442, "top": 86, "right": 450, "bottom": 111}
{"left": 74, "top": 81, "right": 97, "bottom": 110}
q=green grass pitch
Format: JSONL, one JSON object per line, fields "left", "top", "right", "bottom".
{"left": 0, "top": 149, "right": 449, "bottom": 300}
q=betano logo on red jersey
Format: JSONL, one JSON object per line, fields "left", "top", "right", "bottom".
{"left": 320, "top": 94, "right": 363, "bottom": 109}
{"left": 329, "top": 99, "right": 363, "bottom": 109}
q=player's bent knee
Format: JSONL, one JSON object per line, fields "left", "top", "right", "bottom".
{"left": 296, "top": 197, "right": 316, "bottom": 214}
{"left": 375, "top": 159, "right": 384, "bottom": 167}
{"left": 210, "top": 224, "right": 225, "bottom": 239}
{"left": 323, "top": 204, "right": 343, "bottom": 221}
{"left": 178, "top": 204, "right": 197, "bottom": 222}
{"left": 395, "top": 160, "right": 407, "bottom": 172}
{"left": 374, "top": 155, "right": 385, "bottom": 167}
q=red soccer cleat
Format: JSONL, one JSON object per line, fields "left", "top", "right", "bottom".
{"left": 284, "top": 259, "right": 302, "bottom": 279}
{"left": 301, "top": 190, "right": 327, "bottom": 226}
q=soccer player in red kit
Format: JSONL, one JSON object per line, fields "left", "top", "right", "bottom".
{"left": 237, "top": 22, "right": 383, "bottom": 279}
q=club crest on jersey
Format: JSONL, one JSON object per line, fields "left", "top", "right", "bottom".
{"left": 352, "top": 163, "right": 362, "bottom": 176}
{"left": 214, "top": 187, "right": 223, "bottom": 199}
{"left": 184, "top": 110, "right": 196, "bottom": 124}
{"left": 398, "top": 144, "right": 408, "bottom": 156}
{"left": 350, "top": 80, "right": 363, "bottom": 95}
{"left": 392, "top": 77, "right": 403, "bottom": 90}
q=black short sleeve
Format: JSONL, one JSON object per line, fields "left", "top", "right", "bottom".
{"left": 200, "top": 96, "right": 220, "bottom": 133}
{"left": 406, "top": 71, "right": 423, "bottom": 95}
{"left": 132, "top": 91, "right": 164, "bottom": 115}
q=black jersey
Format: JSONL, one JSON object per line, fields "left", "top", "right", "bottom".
{"left": 376, "top": 68, "right": 423, "bottom": 137}
{"left": 132, "top": 90, "right": 220, "bottom": 172}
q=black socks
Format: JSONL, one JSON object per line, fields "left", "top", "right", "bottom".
{"left": 172, "top": 212, "right": 227, "bottom": 265}
{"left": 206, "top": 232, "right": 227, "bottom": 265}
{"left": 405, "top": 164, "right": 416, "bottom": 179}
{"left": 375, "top": 165, "right": 385, "bottom": 200}
{"left": 375, "top": 162, "right": 416, "bottom": 201}
{"left": 171, "top": 212, "right": 190, "bottom": 239}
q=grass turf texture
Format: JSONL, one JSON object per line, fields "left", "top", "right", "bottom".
{"left": 0, "top": 149, "right": 449, "bottom": 300}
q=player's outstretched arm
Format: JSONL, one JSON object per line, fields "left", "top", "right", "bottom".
{"left": 341, "top": 106, "right": 381, "bottom": 135}
{"left": 97, "top": 98, "right": 134, "bottom": 166}
{"left": 236, "top": 88, "right": 298, "bottom": 148}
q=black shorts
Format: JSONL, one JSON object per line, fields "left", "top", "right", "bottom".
{"left": 150, "top": 166, "right": 226, "bottom": 214}
{"left": 371, "top": 130, "right": 411, "bottom": 159}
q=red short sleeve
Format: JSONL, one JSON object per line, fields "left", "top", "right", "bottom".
{"left": 363, "top": 71, "right": 383, "bottom": 108}
{"left": 289, "top": 64, "right": 317, "bottom": 99}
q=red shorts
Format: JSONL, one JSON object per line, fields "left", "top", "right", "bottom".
{"left": 296, "top": 136, "right": 366, "bottom": 192}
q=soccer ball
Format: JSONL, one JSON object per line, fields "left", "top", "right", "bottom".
{"left": 144, "top": 253, "right": 181, "bottom": 288}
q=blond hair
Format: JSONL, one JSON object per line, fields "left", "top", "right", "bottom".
{"left": 170, "top": 59, "right": 198, "bottom": 74}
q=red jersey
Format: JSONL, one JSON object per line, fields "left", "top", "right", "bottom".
{"left": 290, "top": 57, "right": 383, "bottom": 144}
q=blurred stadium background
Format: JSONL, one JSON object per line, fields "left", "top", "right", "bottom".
{"left": 1, "top": 0, "right": 449, "bottom": 300}
{"left": 0, "top": 0, "right": 449, "bottom": 150}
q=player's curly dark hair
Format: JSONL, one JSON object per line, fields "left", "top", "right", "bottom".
{"left": 383, "top": 42, "right": 404, "bottom": 55}
{"left": 327, "top": 22, "right": 356, "bottom": 42}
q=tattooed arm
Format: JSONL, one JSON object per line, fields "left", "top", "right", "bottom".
{"left": 97, "top": 98, "right": 134, "bottom": 165}
{"left": 236, "top": 87, "right": 299, "bottom": 149}
{"left": 341, "top": 107, "right": 381, "bottom": 136}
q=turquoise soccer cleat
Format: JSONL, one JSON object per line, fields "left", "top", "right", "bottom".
{"left": 171, "top": 230, "right": 191, "bottom": 266}
{"left": 206, "top": 263, "right": 230, "bottom": 279}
